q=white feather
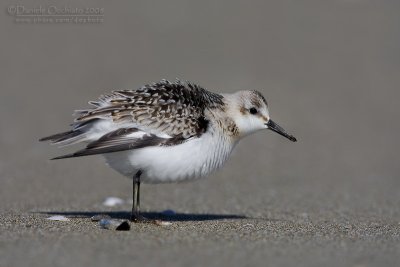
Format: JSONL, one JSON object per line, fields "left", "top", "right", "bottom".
{"left": 103, "top": 128, "right": 237, "bottom": 183}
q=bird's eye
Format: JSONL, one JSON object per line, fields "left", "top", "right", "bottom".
{"left": 249, "top": 107, "right": 258, "bottom": 114}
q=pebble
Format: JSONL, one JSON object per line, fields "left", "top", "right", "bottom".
{"left": 91, "top": 214, "right": 111, "bottom": 222}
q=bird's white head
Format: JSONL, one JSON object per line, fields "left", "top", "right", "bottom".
{"left": 223, "top": 90, "right": 297, "bottom": 141}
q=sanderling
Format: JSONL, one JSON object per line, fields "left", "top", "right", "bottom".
{"left": 40, "top": 79, "right": 296, "bottom": 222}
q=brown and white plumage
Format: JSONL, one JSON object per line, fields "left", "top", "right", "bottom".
{"left": 41, "top": 80, "right": 223, "bottom": 159}
{"left": 41, "top": 79, "right": 296, "bottom": 183}
{"left": 76, "top": 80, "right": 224, "bottom": 138}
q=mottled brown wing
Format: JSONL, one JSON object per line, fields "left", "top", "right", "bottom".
{"left": 75, "top": 80, "right": 224, "bottom": 139}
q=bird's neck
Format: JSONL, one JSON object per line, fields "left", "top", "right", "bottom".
{"left": 205, "top": 107, "right": 241, "bottom": 142}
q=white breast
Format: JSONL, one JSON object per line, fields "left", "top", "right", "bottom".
{"left": 103, "top": 130, "right": 237, "bottom": 183}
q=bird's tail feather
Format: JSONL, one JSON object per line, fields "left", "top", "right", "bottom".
{"left": 39, "top": 129, "right": 86, "bottom": 146}
{"left": 39, "top": 118, "right": 100, "bottom": 146}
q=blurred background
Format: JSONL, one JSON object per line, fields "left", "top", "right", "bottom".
{"left": 1, "top": 0, "right": 399, "bottom": 266}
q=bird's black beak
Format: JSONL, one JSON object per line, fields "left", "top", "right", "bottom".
{"left": 266, "top": 120, "right": 297, "bottom": 142}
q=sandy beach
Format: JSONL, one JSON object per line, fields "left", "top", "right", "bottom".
{"left": 1, "top": 1, "right": 400, "bottom": 266}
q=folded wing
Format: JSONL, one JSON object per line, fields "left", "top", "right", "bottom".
{"left": 40, "top": 80, "right": 224, "bottom": 159}
{"left": 51, "top": 128, "right": 185, "bottom": 159}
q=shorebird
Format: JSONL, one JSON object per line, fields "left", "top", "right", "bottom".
{"left": 40, "top": 79, "right": 296, "bottom": 222}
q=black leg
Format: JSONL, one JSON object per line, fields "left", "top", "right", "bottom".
{"left": 131, "top": 170, "right": 143, "bottom": 222}
{"left": 130, "top": 170, "right": 168, "bottom": 225}
{"left": 137, "top": 177, "right": 141, "bottom": 215}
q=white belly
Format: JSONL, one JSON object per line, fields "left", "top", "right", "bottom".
{"left": 103, "top": 132, "right": 236, "bottom": 183}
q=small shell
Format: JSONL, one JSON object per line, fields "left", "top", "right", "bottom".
{"left": 102, "top": 197, "right": 124, "bottom": 207}
{"left": 154, "top": 220, "right": 172, "bottom": 226}
{"left": 161, "top": 209, "right": 176, "bottom": 216}
{"left": 99, "top": 219, "right": 130, "bottom": 231}
{"left": 47, "top": 215, "right": 70, "bottom": 221}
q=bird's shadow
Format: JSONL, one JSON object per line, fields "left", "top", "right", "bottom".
{"left": 38, "top": 211, "right": 247, "bottom": 222}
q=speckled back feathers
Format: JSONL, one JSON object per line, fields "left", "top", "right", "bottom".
{"left": 76, "top": 80, "right": 224, "bottom": 139}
